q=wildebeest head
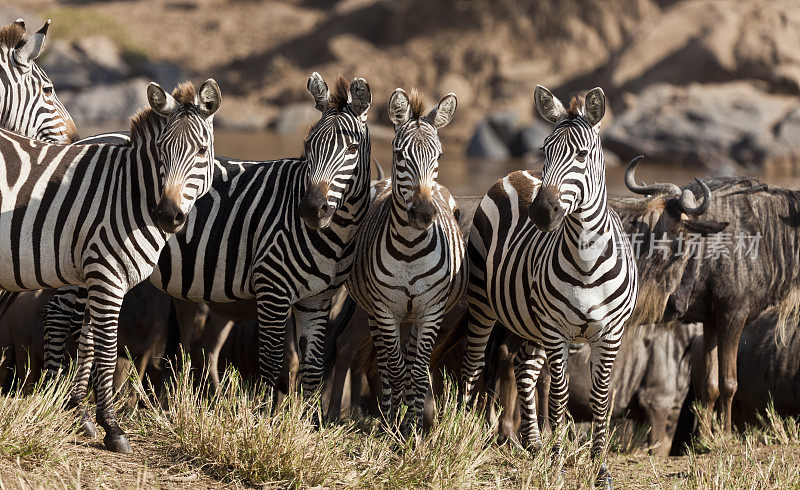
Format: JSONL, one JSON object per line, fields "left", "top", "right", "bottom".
{"left": 618, "top": 156, "right": 729, "bottom": 326}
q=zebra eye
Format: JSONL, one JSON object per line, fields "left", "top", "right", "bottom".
{"left": 394, "top": 149, "right": 404, "bottom": 161}
{"left": 42, "top": 85, "right": 54, "bottom": 96}
{"left": 197, "top": 146, "right": 208, "bottom": 157}
{"left": 576, "top": 149, "right": 589, "bottom": 162}
{"left": 347, "top": 143, "right": 358, "bottom": 153}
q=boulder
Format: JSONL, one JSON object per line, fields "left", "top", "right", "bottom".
{"left": 466, "top": 120, "right": 510, "bottom": 160}
{"left": 74, "top": 35, "right": 129, "bottom": 82}
{"left": 39, "top": 40, "right": 91, "bottom": 91}
{"left": 272, "top": 103, "right": 318, "bottom": 134}
{"left": 510, "top": 121, "right": 550, "bottom": 158}
{"left": 59, "top": 78, "right": 150, "bottom": 127}
{"left": 604, "top": 82, "right": 800, "bottom": 174}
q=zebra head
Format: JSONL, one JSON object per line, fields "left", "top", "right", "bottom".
{"left": 0, "top": 19, "right": 78, "bottom": 144}
{"left": 146, "top": 79, "right": 221, "bottom": 233}
{"left": 529, "top": 85, "right": 606, "bottom": 232}
{"left": 387, "top": 88, "right": 457, "bottom": 231}
{"left": 298, "top": 73, "right": 371, "bottom": 229}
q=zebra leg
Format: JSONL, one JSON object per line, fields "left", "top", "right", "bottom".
{"left": 514, "top": 341, "right": 546, "bottom": 451}
{"left": 83, "top": 286, "right": 130, "bottom": 454}
{"left": 461, "top": 296, "right": 497, "bottom": 402}
{"left": 588, "top": 338, "right": 621, "bottom": 488}
{"left": 544, "top": 340, "right": 570, "bottom": 461}
{"left": 368, "top": 310, "right": 404, "bottom": 427}
{"left": 293, "top": 292, "right": 333, "bottom": 425}
{"left": 407, "top": 317, "right": 441, "bottom": 432}
{"left": 255, "top": 292, "right": 291, "bottom": 392}
{"left": 42, "top": 286, "right": 86, "bottom": 381}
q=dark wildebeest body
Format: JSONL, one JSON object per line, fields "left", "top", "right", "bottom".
{"left": 621, "top": 168, "right": 800, "bottom": 433}
{"left": 688, "top": 307, "right": 800, "bottom": 425}
{"left": 0, "top": 283, "right": 177, "bottom": 393}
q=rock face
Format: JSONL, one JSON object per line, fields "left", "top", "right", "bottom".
{"left": 604, "top": 83, "right": 800, "bottom": 174}
{"left": 59, "top": 78, "right": 150, "bottom": 127}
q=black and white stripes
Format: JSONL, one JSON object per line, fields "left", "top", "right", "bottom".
{"left": 0, "top": 19, "right": 78, "bottom": 144}
{"left": 9, "top": 79, "right": 222, "bottom": 453}
{"left": 460, "top": 86, "right": 638, "bottom": 479}
{"left": 347, "top": 88, "right": 465, "bottom": 429}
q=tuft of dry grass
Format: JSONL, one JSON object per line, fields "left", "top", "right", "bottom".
{"left": 0, "top": 370, "right": 77, "bottom": 466}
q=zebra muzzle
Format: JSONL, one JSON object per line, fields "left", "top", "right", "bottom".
{"left": 529, "top": 185, "right": 565, "bottom": 232}
{"left": 299, "top": 182, "right": 333, "bottom": 229}
{"left": 407, "top": 197, "right": 437, "bottom": 231}
{"left": 153, "top": 198, "right": 186, "bottom": 233}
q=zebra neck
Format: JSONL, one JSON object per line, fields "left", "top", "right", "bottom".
{"left": 327, "top": 146, "right": 372, "bottom": 240}
{"left": 563, "top": 183, "right": 614, "bottom": 265}
{"left": 388, "top": 190, "right": 429, "bottom": 241}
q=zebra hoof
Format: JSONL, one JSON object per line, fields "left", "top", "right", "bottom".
{"left": 104, "top": 434, "right": 132, "bottom": 454}
{"left": 595, "top": 464, "right": 613, "bottom": 490}
{"left": 79, "top": 418, "right": 97, "bottom": 438}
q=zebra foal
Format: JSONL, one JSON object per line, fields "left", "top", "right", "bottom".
{"left": 460, "top": 86, "right": 638, "bottom": 486}
{"left": 347, "top": 88, "right": 465, "bottom": 430}
{"left": 0, "top": 79, "right": 221, "bottom": 453}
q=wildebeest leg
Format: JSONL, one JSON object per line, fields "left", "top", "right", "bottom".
{"left": 514, "top": 342, "right": 546, "bottom": 450}
{"left": 699, "top": 323, "right": 719, "bottom": 415}
{"left": 201, "top": 312, "right": 234, "bottom": 390}
{"left": 283, "top": 316, "right": 300, "bottom": 393}
{"left": 327, "top": 319, "right": 357, "bottom": 422}
{"left": 537, "top": 367, "right": 551, "bottom": 433}
{"left": 495, "top": 340, "right": 518, "bottom": 445}
{"left": 716, "top": 312, "right": 746, "bottom": 434}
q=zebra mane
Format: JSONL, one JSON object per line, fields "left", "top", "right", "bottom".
{"left": 567, "top": 95, "right": 584, "bottom": 119}
{"left": 129, "top": 83, "right": 198, "bottom": 145}
{"left": 409, "top": 88, "right": 426, "bottom": 120}
{"left": 329, "top": 75, "right": 350, "bottom": 111}
{"left": 0, "top": 22, "right": 25, "bottom": 49}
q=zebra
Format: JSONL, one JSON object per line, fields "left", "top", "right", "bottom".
{"left": 0, "top": 19, "right": 78, "bottom": 144}
{"left": 346, "top": 88, "right": 465, "bottom": 430}
{"left": 43, "top": 73, "right": 373, "bottom": 415}
{"left": 460, "top": 86, "right": 638, "bottom": 486}
{"left": 0, "top": 79, "right": 222, "bottom": 453}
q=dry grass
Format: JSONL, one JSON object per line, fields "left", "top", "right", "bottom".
{"left": 3, "top": 363, "right": 800, "bottom": 488}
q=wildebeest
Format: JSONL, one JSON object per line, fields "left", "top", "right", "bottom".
{"left": 621, "top": 157, "right": 800, "bottom": 434}
{"left": 688, "top": 307, "right": 800, "bottom": 426}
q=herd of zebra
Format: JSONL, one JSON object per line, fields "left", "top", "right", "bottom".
{"left": 6, "top": 17, "right": 800, "bottom": 487}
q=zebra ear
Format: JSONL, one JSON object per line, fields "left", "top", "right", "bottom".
{"left": 147, "top": 82, "right": 178, "bottom": 117}
{"left": 13, "top": 19, "right": 25, "bottom": 32}
{"left": 423, "top": 93, "right": 457, "bottom": 128}
{"left": 534, "top": 85, "right": 566, "bottom": 125}
{"left": 14, "top": 19, "right": 50, "bottom": 67}
{"left": 349, "top": 77, "right": 371, "bottom": 118}
{"left": 584, "top": 87, "right": 606, "bottom": 127}
{"left": 307, "top": 72, "right": 330, "bottom": 112}
{"left": 388, "top": 88, "right": 411, "bottom": 126}
{"left": 197, "top": 79, "right": 222, "bottom": 118}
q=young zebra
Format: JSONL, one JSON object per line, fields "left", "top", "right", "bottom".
{"left": 461, "top": 86, "right": 638, "bottom": 485}
{"left": 43, "top": 74, "right": 372, "bottom": 408}
{"left": 0, "top": 19, "right": 77, "bottom": 144}
{"left": 0, "top": 80, "right": 221, "bottom": 453}
{"left": 347, "top": 88, "right": 465, "bottom": 430}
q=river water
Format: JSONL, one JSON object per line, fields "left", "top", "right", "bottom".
{"left": 89, "top": 126, "right": 800, "bottom": 195}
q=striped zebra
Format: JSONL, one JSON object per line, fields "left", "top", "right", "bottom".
{"left": 0, "top": 19, "right": 78, "bottom": 144}
{"left": 347, "top": 88, "right": 465, "bottom": 430}
{"left": 43, "top": 74, "right": 373, "bottom": 412}
{"left": 0, "top": 79, "right": 222, "bottom": 453}
{"left": 461, "top": 86, "right": 638, "bottom": 485}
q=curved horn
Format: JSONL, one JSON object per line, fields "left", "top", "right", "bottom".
{"left": 625, "top": 155, "right": 681, "bottom": 196}
{"left": 679, "top": 178, "right": 711, "bottom": 216}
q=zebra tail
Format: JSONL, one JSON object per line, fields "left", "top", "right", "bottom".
{"left": 322, "top": 293, "right": 357, "bottom": 379}
{"left": 0, "top": 291, "right": 20, "bottom": 320}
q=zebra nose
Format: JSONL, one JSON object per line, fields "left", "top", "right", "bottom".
{"left": 153, "top": 199, "right": 185, "bottom": 233}
{"left": 299, "top": 182, "right": 332, "bottom": 229}
{"left": 408, "top": 199, "right": 437, "bottom": 230}
{"left": 530, "top": 185, "right": 564, "bottom": 232}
